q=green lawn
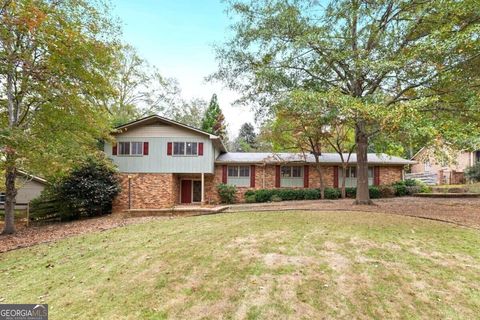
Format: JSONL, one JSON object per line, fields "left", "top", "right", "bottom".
{"left": 2, "top": 211, "right": 480, "bottom": 319}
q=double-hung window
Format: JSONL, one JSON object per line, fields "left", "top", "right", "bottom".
{"left": 119, "top": 141, "right": 143, "bottom": 156}
{"left": 0, "top": 192, "right": 5, "bottom": 203}
{"left": 280, "top": 166, "right": 303, "bottom": 187}
{"left": 173, "top": 142, "right": 198, "bottom": 156}
{"left": 227, "top": 165, "right": 250, "bottom": 186}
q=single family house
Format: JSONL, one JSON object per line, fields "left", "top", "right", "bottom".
{"left": 105, "top": 115, "right": 415, "bottom": 211}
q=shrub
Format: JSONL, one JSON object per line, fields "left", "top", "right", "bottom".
{"left": 345, "top": 187, "right": 356, "bottom": 198}
{"left": 244, "top": 190, "right": 255, "bottom": 197}
{"left": 277, "top": 189, "right": 301, "bottom": 201}
{"left": 324, "top": 188, "right": 341, "bottom": 199}
{"left": 270, "top": 194, "right": 282, "bottom": 202}
{"left": 254, "top": 189, "right": 275, "bottom": 203}
{"left": 245, "top": 194, "right": 256, "bottom": 203}
{"left": 404, "top": 178, "right": 417, "bottom": 187}
{"left": 392, "top": 181, "right": 408, "bottom": 196}
{"left": 304, "top": 189, "right": 320, "bottom": 200}
{"left": 30, "top": 157, "right": 121, "bottom": 221}
{"left": 406, "top": 186, "right": 421, "bottom": 195}
{"left": 378, "top": 185, "right": 395, "bottom": 198}
{"left": 466, "top": 162, "right": 480, "bottom": 182}
{"left": 217, "top": 184, "right": 237, "bottom": 204}
{"left": 369, "top": 186, "right": 381, "bottom": 199}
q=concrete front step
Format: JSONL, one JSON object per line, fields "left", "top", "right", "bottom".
{"left": 122, "top": 205, "right": 230, "bottom": 217}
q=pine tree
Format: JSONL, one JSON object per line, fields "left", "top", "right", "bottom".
{"left": 234, "top": 122, "right": 257, "bottom": 151}
{"left": 201, "top": 94, "right": 227, "bottom": 139}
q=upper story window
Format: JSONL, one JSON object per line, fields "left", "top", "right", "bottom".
{"left": 174, "top": 142, "right": 198, "bottom": 156}
{"left": 281, "top": 166, "right": 303, "bottom": 178}
{"left": 119, "top": 141, "right": 143, "bottom": 156}
{"left": 0, "top": 192, "right": 5, "bottom": 203}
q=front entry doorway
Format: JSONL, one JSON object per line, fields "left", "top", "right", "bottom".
{"left": 180, "top": 180, "right": 202, "bottom": 204}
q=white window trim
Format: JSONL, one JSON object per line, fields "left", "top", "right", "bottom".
{"left": 0, "top": 192, "right": 5, "bottom": 203}
{"left": 173, "top": 141, "right": 199, "bottom": 157}
{"left": 118, "top": 141, "right": 144, "bottom": 157}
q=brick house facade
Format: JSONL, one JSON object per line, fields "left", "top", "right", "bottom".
{"left": 107, "top": 115, "right": 413, "bottom": 212}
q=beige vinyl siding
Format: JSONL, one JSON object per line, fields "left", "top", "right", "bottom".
{"left": 105, "top": 137, "right": 215, "bottom": 174}
{"left": 116, "top": 123, "right": 205, "bottom": 138}
{"left": 15, "top": 179, "right": 45, "bottom": 204}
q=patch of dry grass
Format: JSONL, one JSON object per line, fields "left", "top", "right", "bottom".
{"left": 1, "top": 211, "right": 480, "bottom": 319}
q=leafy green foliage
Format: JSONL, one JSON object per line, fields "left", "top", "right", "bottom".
{"left": 392, "top": 182, "right": 408, "bottom": 197}
{"left": 324, "top": 188, "right": 341, "bottom": 200}
{"left": 466, "top": 163, "right": 480, "bottom": 182}
{"left": 368, "top": 187, "right": 381, "bottom": 199}
{"left": 217, "top": 184, "right": 237, "bottom": 204}
{"left": 30, "top": 157, "right": 121, "bottom": 221}
{"left": 214, "top": 0, "right": 480, "bottom": 203}
{"left": 245, "top": 187, "right": 341, "bottom": 202}
{"left": 233, "top": 122, "right": 258, "bottom": 151}
{"left": 304, "top": 189, "right": 320, "bottom": 200}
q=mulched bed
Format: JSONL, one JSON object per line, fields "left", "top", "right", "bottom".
{"left": 228, "top": 197, "right": 480, "bottom": 229}
{"left": 1, "top": 197, "right": 479, "bottom": 253}
{"left": 0, "top": 215, "right": 168, "bottom": 253}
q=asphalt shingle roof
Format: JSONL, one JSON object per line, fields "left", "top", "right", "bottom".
{"left": 215, "top": 152, "right": 415, "bottom": 165}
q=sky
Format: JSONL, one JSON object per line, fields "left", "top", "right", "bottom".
{"left": 112, "top": 0, "right": 254, "bottom": 137}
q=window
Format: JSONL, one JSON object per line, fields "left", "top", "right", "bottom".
{"left": 280, "top": 166, "right": 303, "bottom": 187}
{"left": 0, "top": 192, "right": 5, "bottom": 203}
{"left": 131, "top": 142, "right": 143, "bottom": 155}
{"left": 227, "top": 165, "right": 250, "bottom": 187}
{"left": 368, "top": 167, "right": 374, "bottom": 178}
{"left": 119, "top": 142, "right": 130, "bottom": 155}
{"left": 118, "top": 141, "right": 143, "bottom": 156}
{"left": 173, "top": 142, "right": 198, "bottom": 156}
{"left": 281, "top": 166, "right": 303, "bottom": 178}
{"left": 228, "top": 165, "right": 250, "bottom": 177}
{"left": 186, "top": 142, "right": 197, "bottom": 155}
{"left": 346, "top": 167, "right": 357, "bottom": 178}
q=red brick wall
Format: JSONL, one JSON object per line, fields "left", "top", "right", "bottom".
{"left": 113, "top": 173, "right": 177, "bottom": 212}
{"left": 209, "top": 164, "right": 404, "bottom": 204}
{"left": 112, "top": 165, "right": 405, "bottom": 210}
{"left": 378, "top": 166, "right": 403, "bottom": 185}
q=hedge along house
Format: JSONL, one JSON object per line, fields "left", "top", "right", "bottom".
{"left": 105, "top": 115, "right": 415, "bottom": 211}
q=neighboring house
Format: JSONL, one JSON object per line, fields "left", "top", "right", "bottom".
{"left": 105, "top": 115, "right": 414, "bottom": 211}
{"left": 409, "top": 147, "right": 480, "bottom": 184}
{"left": 0, "top": 170, "right": 47, "bottom": 209}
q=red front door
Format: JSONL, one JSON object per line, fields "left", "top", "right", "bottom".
{"left": 181, "top": 180, "right": 192, "bottom": 204}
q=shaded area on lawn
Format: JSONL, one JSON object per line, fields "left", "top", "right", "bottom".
{"left": 1, "top": 211, "right": 480, "bottom": 319}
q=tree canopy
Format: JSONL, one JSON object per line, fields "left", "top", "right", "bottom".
{"left": 0, "top": 0, "right": 120, "bottom": 233}
{"left": 201, "top": 93, "right": 227, "bottom": 139}
{"left": 214, "top": 0, "right": 480, "bottom": 203}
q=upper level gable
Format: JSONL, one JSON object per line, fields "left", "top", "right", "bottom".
{"left": 116, "top": 122, "right": 206, "bottom": 139}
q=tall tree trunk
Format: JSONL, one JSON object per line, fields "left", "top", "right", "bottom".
{"left": 2, "top": 154, "right": 17, "bottom": 234}
{"left": 4, "top": 51, "right": 18, "bottom": 234}
{"left": 354, "top": 122, "right": 372, "bottom": 205}
{"left": 314, "top": 156, "right": 325, "bottom": 199}
{"left": 341, "top": 165, "right": 347, "bottom": 198}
